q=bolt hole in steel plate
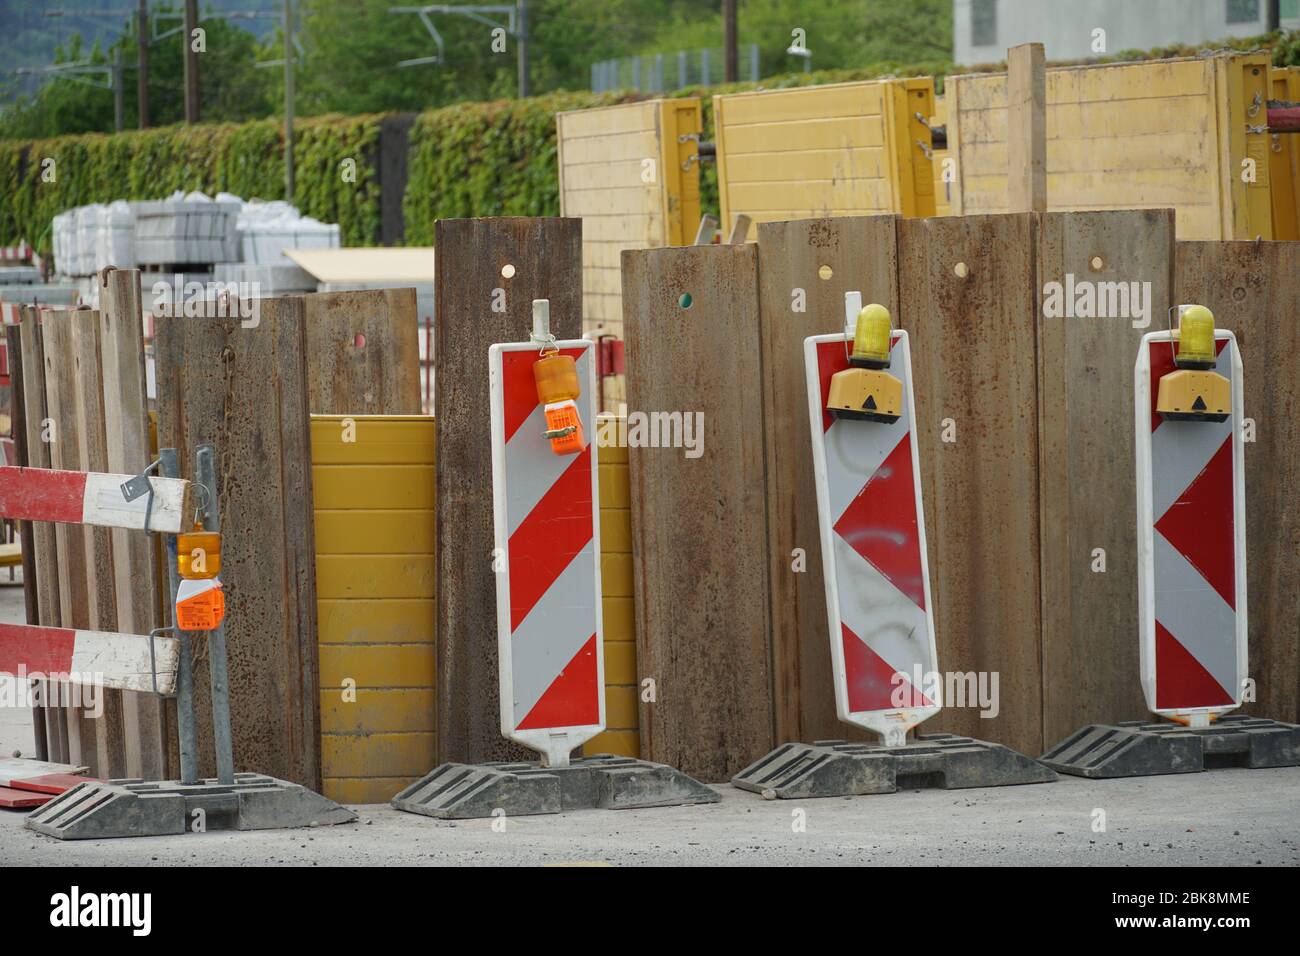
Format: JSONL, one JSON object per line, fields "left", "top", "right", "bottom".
{"left": 953, "top": 261, "right": 968, "bottom": 278}
{"left": 679, "top": 292, "right": 693, "bottom": 309}
{"left": 501, "top": 263, "right": 516, "bottom": 279}
{"left": 818, "top": 265, "right": 833, "bottom": 280}
{"left": 353, "top": 332, "right": 366, "bottom": 349}
{"left": 1090, "top": 255, "right": 1105, "bottom": 271}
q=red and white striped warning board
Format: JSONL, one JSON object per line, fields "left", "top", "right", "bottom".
{"left": 0, "top": 622, "right": 179, "bottom": 694}
{"left": 489, "top": 340, "right": 603, "bottom": 766}
{"left": 0, "top": 466, "right": 190, "bottom": 533}
{"left": 804, "top": 327, "right": 940, "bottom": 745}
{"left": 1136, "top": 331, "right": 1247, "bottom": 721}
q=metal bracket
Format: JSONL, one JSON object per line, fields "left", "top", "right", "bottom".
{"left": 120, "top": 458, "right": 162, "bottom": 535}
{"left": 147, "top": 626, "right": 177, "bottom": 699}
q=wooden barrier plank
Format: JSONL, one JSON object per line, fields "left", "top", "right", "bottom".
{"left": 18, "top": 308, "right": 66, "bottom": 763}
{"left": 622, "top": 243, "right": 773, "bottom": 781}
{"left": 0, "top": 467, "right": 189, "bottom": 533}
{"left": 897, "top": 214, "right": 1043, "bottom": 756}
{"left": 70, "top": 309, "right": 126, "bottom": 776}
{"left": 1036, "top": 210, "right": 1173, "bottom": 747}
{"left": 302, "top": 288, "right": 422, "bottom": 415}
{"left": 0, "top": 622, "right": 178, "bottom": 694}
{"left": 100, "top": 268, "right": 170, "bottom": 779}
{"left": 435, "top": 217, "right": 583, "bottom": 764}
{"left": 1175, "top": 240, "right": 1300, "bottom": 723}
{"left": 155, "top": 296, "right": 322, "bottom": 788}
{"left": 755, "top": 216, "right": 900, "bottom": 744}
{"left": 41, "top": 309, "right": 98, "bottom": 773}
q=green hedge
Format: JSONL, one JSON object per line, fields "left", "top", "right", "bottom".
{"left": 3, "top": 29, "right": 1296, "bottom": 255}
{"left": 0, "top": 113, "right": 384, "bottom": 253}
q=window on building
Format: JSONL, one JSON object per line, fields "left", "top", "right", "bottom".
{"left": 1226, "top": 0, "right": 1260, "bottom": 23}
{"left": 971, "top": 0, "right": 997, "bottom": 47}
{"left": 1281, "top": 0, "right": 1299, "bottom": 20}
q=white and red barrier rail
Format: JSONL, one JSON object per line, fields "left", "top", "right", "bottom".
{"left": 0, "top": 466, "right": 190, "bottom": 534}
{"left": 0, "top": 623, "right": 178, "bottom": 694}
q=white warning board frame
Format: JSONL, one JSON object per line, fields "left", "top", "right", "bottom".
{"left": 804, "top": 327, "right": 941, "bottom": 746}
{"left": 488, "top": 339, "right": 605, "bottom": 766}
{"left": 1135, "top": 329, "right": 1247, "bottom": 725}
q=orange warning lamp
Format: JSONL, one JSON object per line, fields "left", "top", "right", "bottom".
{"left": 176, "top": 578, "right": 225, "bottom": 632}
{"left": 178, "top": 523, "right": 222, "bottom": 579}
{"left": 531, "top": 299, "right": 586, "bottom": 456}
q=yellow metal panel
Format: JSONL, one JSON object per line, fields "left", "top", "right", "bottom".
{"left": 601, "top": 552, "right": 633, "bottom": 598}
{"left": 319, "top": 643, "right": 435, "bottom": 688}
{"left": 312, "top": 464, "right": 435, "bottom": 510}
{"left": 716, "top": 78, "right": 936, "bottom": 239}
{"left": 318, "top": 598, "right": 435, "bottom": 644}
{"left": 320, "top": 689, "right": 437, "bottom": 733}
{"left": 604, "top": 685, "right": 639, "bottom": 728}
{"left": 1270, "top": 68, "right": 1300, "bottom": 241}
{"left": 557, "top": 98, "right": 701, "bottom": 336}
{"left": 321, "top": 732, "right": 437, "bottom": 778}
{"left": 602, "top": 640, "right": 637, "bottom": 684}
{"left": 309, "top": 415, "right": 436, "bottom": 464}
{"left": 323, "top": 776, "right": 422, "bottom": 805}
{"left": 599, "top": 506, "right": 631, "bottom": 553}
{"left": 316, "top": 554, "right": 435, "bottom": 600}
{"left": 582, "top": 729, "right": 639, "bottom": 758}
{"left": 719, "top": 82, "right": 885, "bottom": 125}
{"left": 315, "top": 511, "right": 436, "bottom": 555}
{"left": 603, "top": 596, "right": 635, "bottom": 641}
{"left": 948, "top": 53, "right": 1279, "bottom": 239}
{"left": 598, "top": 462, "right": 630, "bottom": 507}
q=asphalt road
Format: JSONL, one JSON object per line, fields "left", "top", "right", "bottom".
{"left": 2, "top": 765, "right": 1297, "bottom": 866}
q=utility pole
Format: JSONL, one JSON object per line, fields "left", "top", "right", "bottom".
{"left": 1267, "top": 0, "right": 1280, "bottom": 30}
{"left": 113, "top": 48, "right": 125, "bottom": 132}
{"left": 137, "top": 0, "right": 149, "bottom": 128}
{"left": 183, "top": 0, "right": 200, "bottom": 122}
{"left": 723, "top": 0, "right": 737, "bottom": 83}
{"left": 284, "top": 0, "right": 295, "bottom": 200}
{"left": 517, "top": 0, "right": 529, "bottom": 97}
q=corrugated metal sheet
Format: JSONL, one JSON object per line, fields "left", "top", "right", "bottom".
{"left": 714, "top": 79, "right": 936, "bottom": 240}
{"left": 947, "top": 52, "right": 1277, "bottom": 239}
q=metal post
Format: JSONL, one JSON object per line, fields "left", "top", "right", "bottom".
{"left": 632, "top": 56, "right": 640, "bottom": 92}
{"left": 723, "top": 0, "right": 738, "bottom": 83}
{"left": 750, "top": 43, "right": 759, "bottom": 82}
{"left": 160, "top": 449, "right": 200, "bottom": 785}
{"left": 283, "top": 0, "right": 295, "bottom": 201}
{"left": 678, "top": 49, "right": 687, "bottom": 89}
{"left": 113, "top": 48, "right": 124, "bottom": 132}
{"left": 136, "top": 0, "right": 150, "bottom": 128}
{"left": 701, "top": 48, "right": 710, "bottom": 87}
{"left": 183, "top": 0, "right": 200, "bottom": 123}
{"left": 196, "top": 443, "right": 235, "bottom": 785}
{"left": 516, "top": 0, "right": 529, "bottom": 97}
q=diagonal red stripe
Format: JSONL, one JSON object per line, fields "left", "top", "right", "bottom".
{"left": 1154, "top": 436, "right": 1235, "bottom": 608}
{"left": 507, "top": 446, "right": 594, "bottom": 631}
{"left": 501, "top": 347, "right": 587, "bottom": 445}
{"left": 516, "top": 633, "right": 599, "bottom": 730}
{"left": 841, "top": 623, "right": 933, "bottom": 713}
{"left": 1154, "top": 619, "right": 1233, "bottom": 710}
{"left": 833, "top": 432, "right": 925, "bottom": 611}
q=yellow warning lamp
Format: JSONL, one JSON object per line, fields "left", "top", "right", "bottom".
{"left": 827, "top": 299, "right": 903, "bottom": 424}
{"left": 1156, "top": 304, "right": 1230, "bottom": 423}
{"left": 178, "top": 522, "right": 222, "bottom": 579}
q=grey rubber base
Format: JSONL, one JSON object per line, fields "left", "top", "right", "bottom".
{"left": 732, "top": 734, "right": 1057, "bottom": 799}
{"left": 391, "top": 754, "right": 720, "bottom": 819}
{"left": 1040, "top": 714, "right": 1300, "bottom": 778}
{"left": 24, "top": 773, "right": 357, "bottom": 840}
